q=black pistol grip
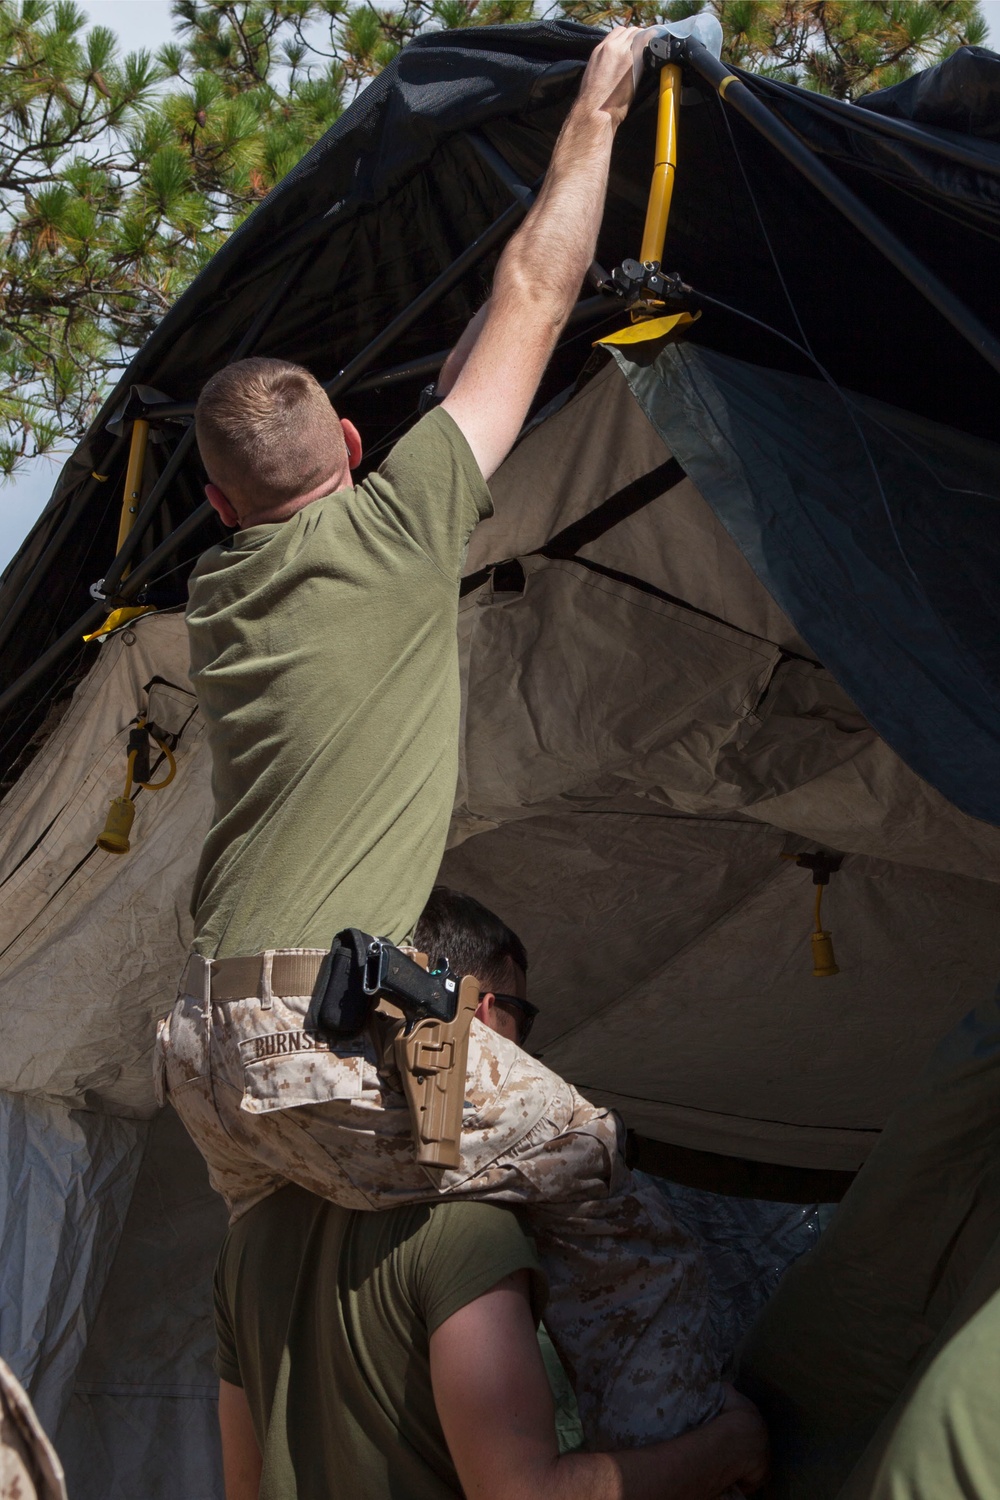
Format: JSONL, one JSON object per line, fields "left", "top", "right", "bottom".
{"left": 379, "top": 946, "right": 457, "bottom": 1024}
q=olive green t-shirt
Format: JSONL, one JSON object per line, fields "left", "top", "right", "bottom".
{"left": 867, "top": 1281, "right": 1000, "bottom": 1500}
{"left": 186, "top": 408, "right": 492, "bottom": 958}
{"left": 213, "top": 1187, "right": 545, "bottom": 1500}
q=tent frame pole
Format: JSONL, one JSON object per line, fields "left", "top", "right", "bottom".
{"left": 323, "top": 194, "right": 528, "bottom": 400}
{"left": 639, "top": 62, "right": 681, "bottom": 268}
{"left": 682, "top": 39, "right": 1000, "bottom": 380}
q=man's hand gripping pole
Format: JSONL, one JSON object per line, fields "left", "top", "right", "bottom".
{"left": 306, "top": 929, "right": 479, "bottom": 1170}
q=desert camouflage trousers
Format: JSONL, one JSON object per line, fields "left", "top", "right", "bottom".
{"left": 155, "top": 950, "right": 724, "bottom": 1449}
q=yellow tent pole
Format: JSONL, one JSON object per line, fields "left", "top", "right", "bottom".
{"left": 83, "top": 418, "right": 156, "bottom": 642}
{"left": 638, "top": 62, "right": 681, "bottom": 270}
{"left": 114, "top": 418, "right": 150, "bottom": 569}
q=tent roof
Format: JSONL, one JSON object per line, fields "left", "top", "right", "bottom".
{"left": 0, "top": 26, "right": 998, "bottom": 798}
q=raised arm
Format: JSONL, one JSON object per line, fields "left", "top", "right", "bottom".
{"left": 430, "top": 1271, "right": 769, "bottom": 1500}
{"left": 440, "top": 27, "right": 647, "bottom": 481}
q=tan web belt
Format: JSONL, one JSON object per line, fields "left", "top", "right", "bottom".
{"left": 196, "top": 950, "right": 329, "bottom": 1002}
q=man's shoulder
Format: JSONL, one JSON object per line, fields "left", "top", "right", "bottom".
{"left": 352, "top": 1199, "right": 536, "bottom": 1290}
{"left": 353, "top": 1194, "right": 527, "bottom": 1254}
{"left": 218, "top": 1193, "right": 530, "bottom": 1303}
{"left": 363, "top": 407, "right": 492, "bottom": 556}
{"left": 368, "top": 1200, "right": 543, "bottom": 1335}
{"left": 419, "top": 1199, "right": 527, "bottom": 1233}
{"left": 377, "top": 406, "right": 468, "bottom": 473}
{"left": 187, "top": 539, "right": 229, "bottom": 587}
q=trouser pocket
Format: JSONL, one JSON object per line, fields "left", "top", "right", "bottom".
{"left": 226, "top": 991, "right": 380, "bottom": 1114}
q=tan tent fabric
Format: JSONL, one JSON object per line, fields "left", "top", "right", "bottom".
{"left": 1, "top": 371, "right": 999, "bottom": 1163}
{"left": 737, "top": 992, "right": 1000, "bottom": 1497}
{"left": 469, "top": 359, "right": 810, "bottom": 655}
{"left": 0, "top": 613, "right": 210, "bottom": 1113}
{"left": 441, "top": 813, "right": 1000, "bottom": 1168}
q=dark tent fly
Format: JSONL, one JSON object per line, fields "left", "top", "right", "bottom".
{"left": 1, "top": 23, "right": 999, "bottom": 818}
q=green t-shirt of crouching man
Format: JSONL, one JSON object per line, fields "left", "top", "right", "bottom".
{"left": 214, "top": 1189, "right": 546, "bottom": 1499}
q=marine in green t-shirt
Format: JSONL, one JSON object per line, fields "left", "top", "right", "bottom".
{"left": 187, "top": 407, "right": 491, "bottom": 959}
{"left": 214, "top": 1186, "right": 769, "bottom": 1499}
{"left": 184, "top": 27, "right": 676, "bottom": 965}
{"left": 213, "top": 1187, "right": 545, "bottom": 1500}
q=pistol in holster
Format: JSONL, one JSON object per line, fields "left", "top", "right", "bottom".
{"left": 305, "top": 928, "right": 479, "bottom": 1171}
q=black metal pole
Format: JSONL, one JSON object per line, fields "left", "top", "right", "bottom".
{"left": 324, "top": 196, "right": 529, "bottom": 401}
{"left": 467, "top": 133, "right": 536, "bottom": 206}
{"left": 683, "top": 40, "right": 1000, "bottom": 380}
{"left": 0, "top": 501, "right": 220, "bottom": 721}
{"left": 0, "top": 608, "right": 104, "bottom": 720}
{"left": 467, "top": 132, "right": 609, "bottom": 293}
{"left": 793, "top": 84, "right": 1000, "bottom": 176}
{"left": 96, "top": 425, "right": 200, "bottom": 602}
{"left": 353, "top": 351, "right": 449, "bottom": 393}
{"left": 116, "top": 499, "right": 215, "bottom": 601}
{"left": 351, "top": 295, "right": 616, "bottom": 394}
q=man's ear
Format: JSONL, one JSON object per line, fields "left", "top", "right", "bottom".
{"left": 205, "top": 482, "right": 240, "bottom": 529}
{"left": 341, "top": 418, "right": 363, "bottom": 470}
{"left": 475, "top": 993, "right": 497, "bottom": 1030}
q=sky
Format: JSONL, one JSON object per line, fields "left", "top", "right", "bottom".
{"left": 3, "top": 0, "right": 1000, "bottom": 571}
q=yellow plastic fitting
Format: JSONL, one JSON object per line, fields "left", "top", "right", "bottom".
{"left": 97, "top": 796, "right": 135, "bottom": 854}
{"left": 811, "top": 929, "right": 839, "bottom": 978}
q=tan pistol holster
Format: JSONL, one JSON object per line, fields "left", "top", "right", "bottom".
{"left": 377, "top": 953, "right": 480, "bottom": 1171}
{"left": 307, "top": 932, "right": 480, "bottom": 1172}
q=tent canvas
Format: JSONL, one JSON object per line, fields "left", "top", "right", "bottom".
{"left": 0, "top": 22, "right": 998, "bottom": 1497}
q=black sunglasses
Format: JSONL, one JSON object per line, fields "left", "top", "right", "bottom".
{"left": 491, "top": 993, "right": 539, "bottom": 1045}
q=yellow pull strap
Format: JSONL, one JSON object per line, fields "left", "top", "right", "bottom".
{"left": 95, "top": 721, "right": 177, "bottom": 855}
{"left": 811, "top": 883, "right": 839, "bottom": 977}
{"left": 83, "top": 605, "right": 155, "bottom": 643}
{"left": 781, "top": 852, "right": 842, "bottom": 977}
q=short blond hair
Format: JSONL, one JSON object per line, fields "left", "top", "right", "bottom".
{"left": 195, "top": 357, "right": 346, "bottom": 515}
